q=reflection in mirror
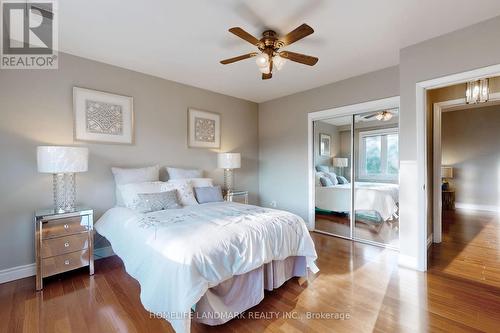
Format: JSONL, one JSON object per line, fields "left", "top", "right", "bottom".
{"left": 313, "top": 115, "right": 352, "bottom": 238}
{"left": 353, "top": 109, "right": 399, "bottom": 248}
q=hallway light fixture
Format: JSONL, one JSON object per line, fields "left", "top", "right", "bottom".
{"left": 466, "top": 78, "right": 489, "bottom": 104}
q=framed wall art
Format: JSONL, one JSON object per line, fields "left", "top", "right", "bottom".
{"left": 73, "top": 87, "right": 134, "bottom": 144}
{"left": 188, "top": 108, "right": 221, "bottom": 149}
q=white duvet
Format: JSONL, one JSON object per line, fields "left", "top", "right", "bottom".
{"left": 95, "top": 202, "right": 318, "bottom": 333}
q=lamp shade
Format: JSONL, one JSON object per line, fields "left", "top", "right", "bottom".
{"left": 37, "top": 146, "right": 89, "bottom": 173}
{"left": 441, "top": 166, "right": 453, "bottom": 178}
{"left": 217, "top": 153, "right": 241, "bottom": 169}
{"left": 332, "top": 157, "right": 348, "bottom": 168}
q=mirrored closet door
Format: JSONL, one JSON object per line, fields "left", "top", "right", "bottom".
{"left": 313, "top": 109, "right": 399, "bottom": 249}
{"left": 313, "top": 115, "right": 352, "bottom": 239}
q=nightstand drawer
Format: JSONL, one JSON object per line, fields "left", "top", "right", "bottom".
{"left": 42, "top": 216, "right": 89, "bottom": 239}
{"left": 42, "top": 249, "right": 90, "bottom": 278}
{"left": 41, "top": 233, "right": 89, "bottom": 258}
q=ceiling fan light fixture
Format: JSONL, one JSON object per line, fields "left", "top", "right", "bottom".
{"left": 255, "top": 52, "right": 269, "bottom": 68}
{"left": 258, "top": 65, "right": 270, "bottom": 74}
{"left": 273, "top": 55, "right": 287, "bottom": 71}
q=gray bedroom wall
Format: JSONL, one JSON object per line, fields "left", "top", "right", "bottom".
{"left": 0, "top": 52, "right": 259, "bottom": 270}
{"left": 442, "top": 105, "right": 500, "bottom": 208}
{"left": 399, "top": 15, "right": 500, "bottom": 266}
{"left": 313, "top": 121, "right": 339, "bottom": 168}
{"left": 258, "top": 66, "right": 400, "bottom": 221}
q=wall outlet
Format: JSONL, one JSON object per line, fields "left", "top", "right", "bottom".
{"left": 270, "top": 201, "right": 277, "bottom": 208}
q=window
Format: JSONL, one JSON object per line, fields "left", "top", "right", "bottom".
{"left": 359, "top": 128, "right": 399, "bottom": 180}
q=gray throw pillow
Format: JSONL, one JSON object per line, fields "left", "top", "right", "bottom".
{"left": 320, "top": 176, "right": 334, "bottom": 187}
{"left": 337, "top": 176, "right": 349, "bottom": 184}
{"left": 137, "top": 190, "right": 181, "bottom": 212}
{"left": 325, "top": 172, "right": 339, "bottom": 185}
{"left": 315, "top": 165, "right": 329, "bottom": 173}
{"left": 194, "top": 186, "right": 224, "bottom": 204}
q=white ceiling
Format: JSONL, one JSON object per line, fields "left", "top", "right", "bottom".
{"left": 59, "top": 0, "right": 500, "bottom": 103}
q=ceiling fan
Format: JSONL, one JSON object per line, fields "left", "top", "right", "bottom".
{"left": 220, "top": 24, "right": 319, "bottom": 80}
{"left": 362, "top": 109, "right": 399, "bottom": 122}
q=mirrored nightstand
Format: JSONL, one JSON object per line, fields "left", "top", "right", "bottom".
{"left": 225, "top": 190, "right": 249, "bottom": 204}
{"left": 34, "top": 207, "right": 94, "bottom": 291}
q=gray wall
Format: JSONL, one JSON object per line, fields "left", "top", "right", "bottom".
{"left": 258, "top": 66, "right": 400, "bottom": 220}
{"left": 442, "top": 105, "right": 500, "bottom": 208}
{"left": 0, "top": 52, "right": 258, "bottom": 270}
{"left": 313, "top": 121, "right": 339, "bottom": 168}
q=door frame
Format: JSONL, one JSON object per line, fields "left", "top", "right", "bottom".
{"left": 432, "top": 92, "right": 500, "bottom": 243}
{"left": 307, "top": 96, "right": 400, "bottom": 243}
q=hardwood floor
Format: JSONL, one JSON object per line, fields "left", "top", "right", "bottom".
{"left": 429, "top": 209, "right": 500, "bottom": 289}
{"left": 1, "top": 229, "right": 500, "bottom": 332}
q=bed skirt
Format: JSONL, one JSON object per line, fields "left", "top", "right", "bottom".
{"left": 193, "top": 256, "right": 307, "bottom": 326}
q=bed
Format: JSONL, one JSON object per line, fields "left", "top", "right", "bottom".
{"left": 95, "top": 201, "right": 318, "bottom": 333}
{"left": 315, "top": 182, "right": 399, "bottom": 221}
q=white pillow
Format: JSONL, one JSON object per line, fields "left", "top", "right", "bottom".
{"left": 163, "top": 179, "right": 198, "bottom": 206}
{"left": 118, "top": 181, "right": 164, "bottom": 212}
{"left": 166, "top": 167, "right": 202, "bottom": 180}
{"left": 169, "top": 178, "right": 213, "bottom": 188}
{"left": 111, "top": 165, "right": 160, "bottom": 206}
{"left": 315, "top": 172, "right": 326, "bottom": 187}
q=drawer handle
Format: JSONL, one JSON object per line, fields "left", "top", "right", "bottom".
{"left": 64, "top": 259, "right": 70, "bottom": 265}
{"left": 64, "top": 242, "right": 70, "bottom": 248}
{"left": 64, "top": 224, "right": 70, "bottom": 230}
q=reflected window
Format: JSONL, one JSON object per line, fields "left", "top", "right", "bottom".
{"left": 359, "top": 129, "right": 399, "bottom": 180}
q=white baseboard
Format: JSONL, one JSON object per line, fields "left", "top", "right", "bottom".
{"left": 427, "top": 234, "right": 433, "bottom": 248}
{"left": 0, "top": 263, "right": 36, "bottom": 284}
{"left": 398, "top": 254, "right": 418, "bottom": 270}
{"left": 0, "top": 246, "right": 115, "bottom": 285}
{"left": 455, "top": 202, "right": 500, "bottom": 213}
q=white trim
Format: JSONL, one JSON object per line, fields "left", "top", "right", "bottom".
{"left": 0, "top": 263, "right": 36, "bottom": 284}
{"left": 307, "top": 96, "right": 400, "bottom": 232}
{"left": 455, "top": 203, "right": 500, "bottom": 213}
{"left": 427, "top": 234, "right": 433, "bottom": 249}
{"left": 432, "top": 92, "right": 500, "bottom": 244}
{"left": 416, "top": 63, "right": 500, "bottom": 271}
{"left": 398, "top": 254, "right": 418, "bottom": 269}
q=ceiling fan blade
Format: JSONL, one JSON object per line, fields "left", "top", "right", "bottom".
{"left": 228, "top": 27, "right": 261, "bottom": 46}
{"left": 220, "top": 52, "right": 258, "bottom": 65}
{"left": 279, "top": 51, "right": 318, "bottom": 66}
{"left": 280, "top": 23, "right": 314, "bottom": 46}
{"left": 262, "top": 73, "right": 272, "bottom": 80}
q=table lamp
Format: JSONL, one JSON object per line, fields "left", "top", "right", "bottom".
{"left": 441, "top": 166, "right": 453, "bottom": 191}
{"left": 332, "top": 157, "right": 348, "bottom": 177}
{"left": 37, "top": 146, "right": 89, "bottom": 213}
{"left": 217, "top": 153, "right": 241, "bottom": 194}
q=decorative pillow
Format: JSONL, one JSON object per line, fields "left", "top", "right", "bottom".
{"left": 111, "top": 165, "right": 160, "bottom": 206}
{"left": 315, "top": 165, "right": 329, "bottom": 173}
{"left": 337, "top": 176, "right": 349, "bottom": 184}
{"left": 194, "top": 186, "right": 224, "bottom": 204}
{"left": 320, "top": 176, "right": 334, "bottom": 187}
{"left": 166, "top": 167, "right": 203, "bottom": 180}
{"left": 162, "top": 180, "right": 198, "bottom": 206}
{"left": 169, "top": 177, "right": 213, "bottom": 188}
{"left": 118, "top": 181, "right": 164, "bottom": 211}
{"left": 137, "top": 190, "right": 181, "bottom": 212}
{"left": 325, "top": 172, "right": 339, "bottom": 186}
{"left": 315, "top": 172, "right": 327, "bottom": 186}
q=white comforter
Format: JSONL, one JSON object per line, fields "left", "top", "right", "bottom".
{"left": 95, "top": 202, "right": 318, "bottom": 333}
